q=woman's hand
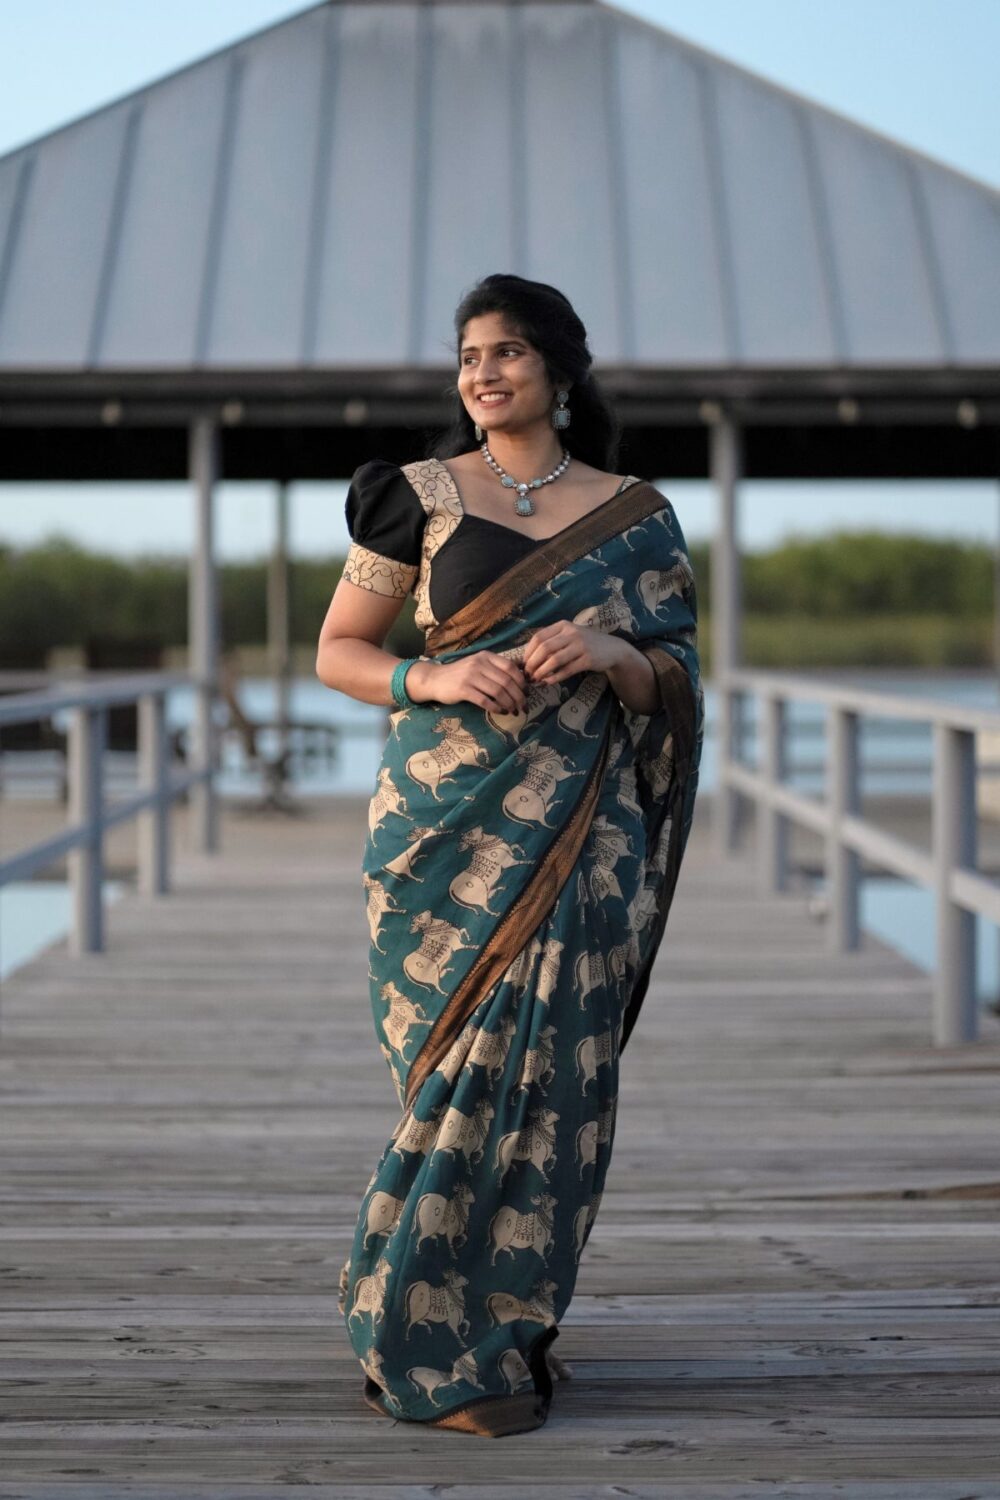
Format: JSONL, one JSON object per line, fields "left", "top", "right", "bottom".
{"left": 522, "top": 621, "right": 660, "bottom": 712}
{"left": 408, "top": 651, "right": 528, "bottom": 714}
{"left": 522, "top": 621, "right": 625, "bottom": 684}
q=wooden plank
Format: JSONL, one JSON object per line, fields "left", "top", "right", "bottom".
{"left": 1, "top": 794, "right": 1000, "bottom": 1489}
{"left": 0, "top": 1486, "right": 997, "bottom": 1500}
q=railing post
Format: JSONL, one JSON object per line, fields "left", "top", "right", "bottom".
{"left": 67, "top": 704, "right": 105, "bottom": 954}
{"left": 828, "top": 707, "right": 861, "bottom": 951}
{"left": 715, "top": 679, "right": 743, "bottom": 853}
{"left": 137, "top": 691, "right": 170, "bottom": 896}
{"left": 189, "top": 416, "right": 220, "bottom": 854}
{"left": 932, "top": 723, "right": 977, "bottom": 1044}
{"left": 759, "top": 691, "right": 788, "bottom": 891}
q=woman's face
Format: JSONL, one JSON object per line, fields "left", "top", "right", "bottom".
{"left": 457, "top": 311, "right": 558, "bottom": 439}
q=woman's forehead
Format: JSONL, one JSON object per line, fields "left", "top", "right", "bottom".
{"left": 460, "top": 311, "right": 530, "bottom": 349}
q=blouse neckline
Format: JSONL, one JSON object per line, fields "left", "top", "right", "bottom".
{"left": 453, "top": 510, "right": 542, "bottom": 548}
{"left": 435, "top": 458, "right": 640, "bottom": 546}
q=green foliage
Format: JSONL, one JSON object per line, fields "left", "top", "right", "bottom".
{"left": 0, "top": 534, "right": 189, "bottom": 660}
{"left": 696, "top": 613, "right": 994, "bottom": 677}
{"left": 0, "top": 529, "right": 995, "bottom": 671}
{"left": 742, "top": 531, "right": 993, "bottom": 617}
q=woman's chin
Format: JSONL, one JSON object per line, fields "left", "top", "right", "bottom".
{"left": 477, "top": 415, "right": 524, "bottom": 437}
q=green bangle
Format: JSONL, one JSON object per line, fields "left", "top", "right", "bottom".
{"left": 390, "top": 656, "right": 420, "bottom": 708}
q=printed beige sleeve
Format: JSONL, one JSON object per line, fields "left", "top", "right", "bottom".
{"left": 342, "top": 542, "right": 419, "bottom": 600}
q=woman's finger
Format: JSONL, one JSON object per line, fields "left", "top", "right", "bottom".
{"left": 525, "top": 637, "right": 567, "bottom": 676}
{"left": 480, "top": 660, "right": 526, "bottom": 692}
{"left": 532, "top": 643, "right": 581, "bottom": 676}
{"left": 536, "top": 647, "right": 587, "bottom": 682}
{"left": 534, "top": 622, "right": 578, "bottom": 649}
{"left": 478, "top": 666, "right": 526, "bottom": 711}
{"left": 483, "top": 652, "right": 526, "bottom": 686}
{"left": 523, "top": 625, "right": 566, "bottom": 662}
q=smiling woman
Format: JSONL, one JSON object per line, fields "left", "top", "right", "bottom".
{"left": 315, "top": 273, "right": 703, "bottom": 1436}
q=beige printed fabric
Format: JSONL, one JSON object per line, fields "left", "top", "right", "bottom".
{"left": 400, "top": 459, "right": 464, "bottom": 632}
{"left": 342, "top": 541, "right": 419, "bottom": 600}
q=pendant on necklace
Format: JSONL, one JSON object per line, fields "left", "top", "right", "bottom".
{"left": 483, "top": 441, "right": 568, "bottom": 521}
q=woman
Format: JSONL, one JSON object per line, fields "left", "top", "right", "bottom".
{"left": 315, "top": 274, "right": 703, "bottom": 1436}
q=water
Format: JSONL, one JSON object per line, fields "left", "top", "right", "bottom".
{"left": 3, "top": 672, "right": 999, "bottom": 992}
{"left": 725, "top": 671, "right": 1000, "bottom": 1008}
{"left": 0, "top": 881, "right": 125, "bottom": 981}
{"left": 857, "top": 877, "right": 999, "bottom": 1008}
{"left": 1, "top": 678, "right": 386, "bottom": 979}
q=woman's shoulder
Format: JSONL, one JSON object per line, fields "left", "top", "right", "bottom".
{"left": 347, "top": 455, "right": 433, "bottom": 496}
{"left": 350, "top": 454, "right": 453, "bottom": 492}
{"left": 349, "top": 456, "right": 407, "bottom": 488}
{"left": 558, "top": 457, "right": 644, "bottom": 493}
{"left": 344, "top": 457, "right": 428, "bottom": 561}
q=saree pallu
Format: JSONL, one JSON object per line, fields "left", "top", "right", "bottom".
{"left": 339, "top": 480, "right": 703, "bottom": 1435}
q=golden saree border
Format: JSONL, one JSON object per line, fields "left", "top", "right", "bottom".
{"left": 617, "top": 650, "right": 700, "bottom": 1058}
{"left": 424, "top": 479, "right": 666, "bottom": 657}
{"left": 639, "top": 642, "right": 697, "bottom": 777}
{"left": 403, "top": 713, "right": 615, "bottom": 1110}
{"left": 619, "top": 766, "right": 689, "bottom": 1059}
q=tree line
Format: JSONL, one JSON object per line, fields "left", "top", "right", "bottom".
{"left": 1, "top": 530, "right": 994, "bottom": 670}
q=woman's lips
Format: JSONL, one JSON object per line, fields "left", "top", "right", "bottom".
{"left": 476, "top": 393, "right": 511, "bottom": 405}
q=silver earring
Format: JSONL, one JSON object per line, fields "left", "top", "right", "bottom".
{"left": 474, "top": 422, "right": 483, "bottom": 441}
{"left": 551, "top": 389, "right": 571, "bottom": 430}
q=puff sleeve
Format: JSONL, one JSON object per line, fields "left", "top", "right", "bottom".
{"left": 341, "top": 459, "right": 425, "bottom": 599}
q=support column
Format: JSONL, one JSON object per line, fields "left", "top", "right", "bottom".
{"left": 932, "top": 723, "right": 978, "bottom": 1045}
{"left": 67, "top": 704, "right": 105, "bottom": 954}
{"left": 994, "top": 480, "right": 1000, "bottom": 687}
{"left": 137, "top": 691, "right": 170, "bottom": 896}
{"left": 268, "top": 480, "right": 292, "bottom": 765}
{"left": 710, "top": 411, "right": 744, "bottom": 853}
{"left": 995, "top": 479, "right": 1000, "bottom": 1005}
{"left": 188, "top": 417, "right": 220, "bottom": 853}
{"left": 759, "top": 692, "right": 788, "bottom": 891}
{"left": 828, "top": 706, "right": 861, "bottom": 951}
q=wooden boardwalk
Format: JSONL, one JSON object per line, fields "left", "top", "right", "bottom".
{"left": 2, "top": 792, "right": 1000, "bottom": 1497}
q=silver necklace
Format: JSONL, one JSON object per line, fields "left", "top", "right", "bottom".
{"left": 481, "top": 441, "right": 571, "bottom": 517}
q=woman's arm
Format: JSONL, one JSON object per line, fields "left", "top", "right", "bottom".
{"left": 315, "top": 582, "right": 414, "bottom": 706}
{"left": 315, "top": 578, "right": 528, "bottom": 712}
{"left": 604, "top": 638, "right": 659, "bottom": 715}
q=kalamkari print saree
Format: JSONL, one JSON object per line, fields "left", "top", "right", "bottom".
{"left": 339, "top": 464, "right": 704, "bottom": 1436}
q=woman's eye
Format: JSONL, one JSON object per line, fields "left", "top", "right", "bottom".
{"left": 461, "top": 348, "right": 519, "bottom": 364}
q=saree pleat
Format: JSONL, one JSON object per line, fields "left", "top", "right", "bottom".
{"left": 340, "top": 476, "right": 703, "bottom": 1434}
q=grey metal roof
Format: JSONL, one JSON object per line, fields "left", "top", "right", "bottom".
{"left": 0, "top": 0, "right": 997, "bottom": 374}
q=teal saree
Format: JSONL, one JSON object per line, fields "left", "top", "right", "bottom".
{"left": 339, "top": 475, "right": 703, "bottom": 1435}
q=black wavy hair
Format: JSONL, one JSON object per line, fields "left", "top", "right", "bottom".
{"left": 429, "top": 273, "right": 621, "bottom": 471}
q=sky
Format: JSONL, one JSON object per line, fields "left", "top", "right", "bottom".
{"left": 0, "top": 0, "right": 997, "bottom": 561}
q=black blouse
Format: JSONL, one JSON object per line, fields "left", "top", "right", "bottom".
{"left": 344, "top": 458, "right": 543, "bottom": 622}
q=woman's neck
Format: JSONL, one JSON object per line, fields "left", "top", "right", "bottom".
{"left": 482, "top": 424, "right": 566, "bottom": 481}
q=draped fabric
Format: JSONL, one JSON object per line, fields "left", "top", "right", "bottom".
{"left": 338, "top": 470, "right": 703, "bottom": 1436}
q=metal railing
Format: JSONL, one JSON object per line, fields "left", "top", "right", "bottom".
{"left": 716, "top": 669, "right": 1000, "bottom": 1047}
{"left": 0, "top": 673, "right": 217, "bottom": 955}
